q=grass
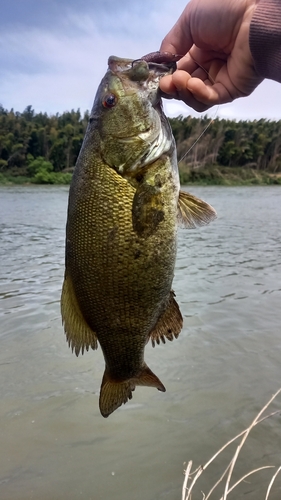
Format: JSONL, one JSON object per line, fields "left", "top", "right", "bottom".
{"left": 181, "top": 389, "right": 281, "bottom": 499}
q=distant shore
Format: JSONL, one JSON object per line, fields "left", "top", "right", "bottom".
{"left": 1, "top": 166, "right": 281, "bottom": 186}
{"left": 1, "top": 108, "right": 281, "bottom": 187}
{"left": 179, "top": 165, "right": 281, "bottom": 186}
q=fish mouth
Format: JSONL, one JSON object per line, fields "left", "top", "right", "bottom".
{"left": 108, "top": 53, "right": 178, "bottom": 83}
{"left": 108, "top": 56, "right": 133, "bottom": 73}
{"left": 137, "top": 51, "right": 182, "bottom": 75}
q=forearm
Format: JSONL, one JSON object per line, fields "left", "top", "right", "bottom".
{"left": 250, "top": 0, "right": 281, "bottom": 83}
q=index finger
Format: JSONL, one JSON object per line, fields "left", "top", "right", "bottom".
{"left": 160, "top": 7, "right": 194, "bottom": 55}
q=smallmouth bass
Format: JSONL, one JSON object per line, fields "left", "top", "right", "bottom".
{"left": 61, "top": 54, "right": 216, "bottom": 417}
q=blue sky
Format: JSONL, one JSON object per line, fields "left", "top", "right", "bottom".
{"left": 1, "top": 0, "right": 280, "bottom": 121}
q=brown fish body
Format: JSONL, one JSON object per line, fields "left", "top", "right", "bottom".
{"left": 61, "top": 55, "right": 216, "bottom": 417}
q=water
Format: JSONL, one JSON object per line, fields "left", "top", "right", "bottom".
{"left": 0, "top": 185, "right": 281, "bottom": 500}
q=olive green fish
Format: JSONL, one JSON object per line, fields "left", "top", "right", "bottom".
{"left": 61, "top": 54, "right": 216, "bottom": 418}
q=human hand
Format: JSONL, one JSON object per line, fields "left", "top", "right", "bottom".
{"left": 159, "top": 0, "right": 263, "bottom": 112}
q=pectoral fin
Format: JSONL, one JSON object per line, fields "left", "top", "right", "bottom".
{"left": 178, "top": 191, "right": 217, "bottom": 228}
{"left": 99, "top": 364, "right": 165, "bottom": 418}
{"left": 149, "top": 291, "right": 183, "bottom": 347}
{"left": 61, "top": 272, "right": 98, "bottom": 356}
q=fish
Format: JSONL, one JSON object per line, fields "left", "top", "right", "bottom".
{"left": 61, "top": 53, "right": 216, "bottom": 418}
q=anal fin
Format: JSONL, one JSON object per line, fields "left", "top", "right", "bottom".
{"left": 178, "top": 190, "right": 217, "bottom": 228}
{"left": 149, "top": 291, "right": 183, "bottom": 347}
{"left": 61, "top": 271, "right": 98, "bottom": 356}
{"left": 99, "top": 364, "right": 165, "bottom": 418}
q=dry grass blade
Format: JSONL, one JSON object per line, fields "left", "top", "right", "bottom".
{"left": 265, "top": 465, "right": 281, "bottom": 500}
{"left": 221, "top": 388, "right": 281, "bottom": 500}
{"left": 182, "top": 388, "right": 281, "bottom": 500}
{"left": 187, "top": 407, "right": 280, "bottom": 499}
{"left": 204, "top": 459, "right": 235, "bottom": 500}
{"left": 181, "top": 461, "right": 193, "bottom": 500}
{"left": 224, "top": 466, "right": 275, "bottom": 496}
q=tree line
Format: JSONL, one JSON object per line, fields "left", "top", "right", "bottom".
{"left": 0, "top": 105, "right": 281, "bottom": 184}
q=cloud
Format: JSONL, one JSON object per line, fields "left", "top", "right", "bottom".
{"left": 0, "top": 0, "right": 188, "bottom": 114}
{"left": 0, "top": 0, "right": 280, "bottom": 121}
{"left": 164, "top": 80, "right": 281, "bottom": 122}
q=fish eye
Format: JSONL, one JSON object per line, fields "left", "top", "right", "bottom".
{"left": 102, "top": 93, "right": 117, "bottom": 108}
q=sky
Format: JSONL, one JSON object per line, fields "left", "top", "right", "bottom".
{"left": 1, "top": 0, "right": 281, "bottom": 122}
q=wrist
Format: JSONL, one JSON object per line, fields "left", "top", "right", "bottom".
{"left": 249, "top": 0, "right": 281, "bottom": 82}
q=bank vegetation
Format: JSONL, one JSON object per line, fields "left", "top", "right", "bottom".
{"left": 1, "top": 105, "right": 281, "bottom": 185}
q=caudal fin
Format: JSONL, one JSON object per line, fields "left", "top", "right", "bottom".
{"left": 99, "top": 364, "right": 166, "bottom": 418}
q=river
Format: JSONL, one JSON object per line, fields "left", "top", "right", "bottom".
{"left": 1, "top": 185, "right": 281, "bottom": 500}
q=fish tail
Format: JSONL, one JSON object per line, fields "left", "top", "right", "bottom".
{"left": 99, "top": 364, "right": 166, "bottom": 418}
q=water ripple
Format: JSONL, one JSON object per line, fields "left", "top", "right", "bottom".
{"left": 1, "top": 185, "right": 281, "bottom": 500}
